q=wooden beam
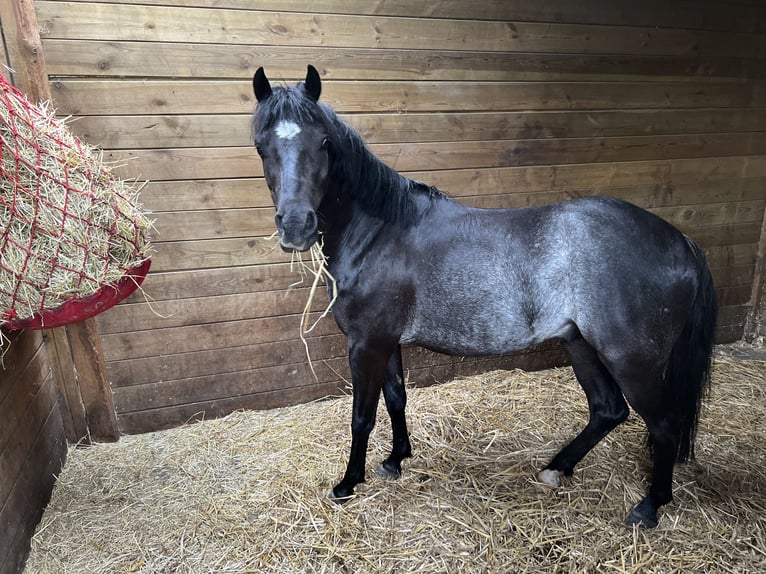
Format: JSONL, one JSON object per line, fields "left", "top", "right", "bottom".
{"left": 0, "top": 0, "right": 48, "bottom": 98}
{"left": 744, "top": 203, "right": 766, "bottom": 342}
{"left": 65, "top": 321, "right": 119, "bottom": 442}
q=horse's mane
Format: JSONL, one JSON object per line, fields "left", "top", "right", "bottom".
{"left": 253, "top": 83, "right": 447, "bottom": 226}
{"left": 326, "top": 115, "right": 448, "bottom": 225}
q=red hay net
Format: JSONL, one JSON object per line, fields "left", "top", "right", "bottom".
{"left": 0, "top": 75, "right": 151, "bottom": 330}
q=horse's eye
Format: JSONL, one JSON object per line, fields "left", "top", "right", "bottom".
{"left": 321, "top": 137, "right": 331, "bottom": 151}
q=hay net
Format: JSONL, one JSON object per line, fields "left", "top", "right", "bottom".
{"left": 0, "top": 75, "right": 152, "bottom": 330}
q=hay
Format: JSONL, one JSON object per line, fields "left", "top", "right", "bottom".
{"left": 0, "top": 78, "right": 152, "bottom": 326}
{"left": 25, "top": 348, "right": 766, "bottom": 573}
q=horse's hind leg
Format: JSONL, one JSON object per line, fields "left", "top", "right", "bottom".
{"left": 619, "top": 381, "right": 679, "bottom": 528}
{"left": 376, "top": 345, "right": 413, "bottom": 479}
{"left": 539, "top": 334, "right": 629, "bottom": 488}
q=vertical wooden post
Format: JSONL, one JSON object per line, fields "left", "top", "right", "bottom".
{"left": 745, "top": 205, "right": 766, "bottom": 342}
{"left": 1, "top": 0, "right": 119, "bottom": 442}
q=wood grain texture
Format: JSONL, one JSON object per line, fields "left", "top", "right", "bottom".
{"left": 41, "top": 40, "right": 766, "bottom": 82}
{"left": 50, "top": 0, "right": 766, "bottom": 34}
{"left": 50, "top": 79, "right": 766, "bottom": 116}
{"left": 106, "top": 133, "right": 766, "bottom": 181}
{"left": 0, "top": 331, "right": 67, "bottom": 574}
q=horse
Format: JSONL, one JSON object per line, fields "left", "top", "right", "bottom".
{"left": 250, "top": 65, "right": 718, "bottom": 528}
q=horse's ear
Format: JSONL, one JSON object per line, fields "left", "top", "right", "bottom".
{"left": 253, "top": 67, "right": 272, "bottom": 102}
{"left": 304, "top": 65, "right": 321, "bottom": 101}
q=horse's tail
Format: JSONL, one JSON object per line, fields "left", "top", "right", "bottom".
{"left": 665, "top": 237, "right": 718, "bottom": 462}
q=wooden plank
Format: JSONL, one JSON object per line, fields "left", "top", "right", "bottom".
{"left": 151, "top": 207, "right": 275, "bottom": 242}
{"left": 123, "top": 262, "right": 308, "bottom": 303}
{"left": 0, "top": 0, "right": 49, "bottom": 99}
{"left": 651, "top": 201, "right": 765, "bottom": 231}
{"left": 64, "top": 320, "right": 119, "bottom": 441}
{"left": 149, "top": 236, "right": 286, "bottom": 272}
{"left": 743, "top": 199, "right": 766, "bottom": 341}
{"left": 687, "top": 222, "right": 763, "bottom": 248}
{"left": 420, "top": 157, "right": 766, "bottom": 201}
{"left": 110, "top": 340, "right": 567, "bottom": 414}
{"left": 108, "top": 134, "right": 766, "bottom": 182}
{"left": 107, "top": 333, "right": 348, "bottom": 388}
{"left": 44, "top": 328, "right": 86, "bottom": 442}
{"left": 141, "top": 178, "right": 266, "bottom": 211}
{"left": 148, "top": 197, "right": 764, "bottom": 245}
{"left": 716, "top": 304, "right": 749, "bottom": 342}
{"left": 100, "top": 311, "right": 341, "bottom": 362}
{"left": 138, "top": 164, "right": 766, "bottom": 213}
{"left": 36, "top": 2, "right": 766, "bottom": 58}
{"left": 0, "top": 343, "right": 50, "bottom": 456}
{"left": 717, "top": 284, "right": 753, "bottom": 308}
{"left": 0, "top": 404, "right": 66, "bottom": 574}
{"left": 112, "top": 356, "right": 347, "bottom": 414}
{"left": 53, "top": 0, "right": 766, "bottom": 34}
{"left": 0, "top": 330, "right": 44, "bottom": 406}
{"left": 98, "top": 285, "right": 326, "bottom": 334}
{"left": 711, "top": 265, "right": 755, "bottom": 294}
{"left": 446, "top": 179, "right": 766, "bottom": 213}
{"left": 107, "top": 299, "right": 744, "bottom": 436}
{"left": 41, "top": 40, "right": 764, "bottom": 83}
{"left": 116, "top": 379, "right": 345, "bottom": 434}
{"left": 69, "top": 108, "right": 766, "bottom": 149}
{"left": 0, "top": 356, "right": 58, "bottom": 505}
{"left": 50, "top": 79, "right": 766, "bottom": 116}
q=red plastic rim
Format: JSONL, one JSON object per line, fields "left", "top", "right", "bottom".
{"left": 2, "top": 259, "right": 151, "bottom": 330}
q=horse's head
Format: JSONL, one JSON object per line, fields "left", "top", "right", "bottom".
{"left": 252, "top": 65, "right": 331, "bottom": 252}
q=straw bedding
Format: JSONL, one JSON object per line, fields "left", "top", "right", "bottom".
{"left": 26, "top": 349, "right": 766, "bottom": 573}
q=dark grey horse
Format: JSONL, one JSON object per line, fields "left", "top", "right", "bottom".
{"left": 251, "top": 65, "right": 717, "bottom": 528}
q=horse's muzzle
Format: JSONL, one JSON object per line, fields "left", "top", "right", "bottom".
{"left": 275, "top": 209, "right": 318, "bottom": 252}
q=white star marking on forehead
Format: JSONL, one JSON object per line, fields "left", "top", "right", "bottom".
{"left": 274, "top": 120, "right": 302, "bottom": 140}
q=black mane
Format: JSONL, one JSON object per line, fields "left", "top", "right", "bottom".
{"left": 253, "top": 84, "right": 447, "bottom": 226}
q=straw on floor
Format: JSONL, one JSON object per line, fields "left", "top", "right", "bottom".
{"left": 25, "top": 350, "right": 766, "bottom": 573}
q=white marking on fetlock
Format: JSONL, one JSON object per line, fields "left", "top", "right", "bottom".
{"left": 538, "top": 468, "right": 563, "bottom": 488}
{"left": 275, "top": 120, "right": 301, "bottom": 140}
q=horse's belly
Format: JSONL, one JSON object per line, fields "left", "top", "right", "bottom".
{"left": 401, "top": 310, "right": 570, "bottom": 357}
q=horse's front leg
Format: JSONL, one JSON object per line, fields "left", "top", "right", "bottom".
{"left": 376, "top": 345, "right": 412, "bottom": 479}
{"left": 331, "top": 340, "right": 394, "bottom": 500}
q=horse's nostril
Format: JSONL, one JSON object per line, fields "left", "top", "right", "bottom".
{"left": 305, "top": 210, "right": 317, "bottom": 232}
{"left": 275, "top": 213, "right": 284, "bottom": 227}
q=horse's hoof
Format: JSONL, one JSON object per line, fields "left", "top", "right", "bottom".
{"left": 625, "top": 502, "right": 659, "bottom": 529}
{"left": 374, "top": 462, "right": 402, "bottom": 480}
{"left": 538, "top": 468, "right": 563, "bottom": 488}
{"left": 327, "top": 485, "right": 354, "bottom": 504}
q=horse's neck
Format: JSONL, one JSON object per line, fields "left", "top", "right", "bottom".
{"left": 318, "top": 118, "right": 418, "bottom": 268}
{"left": 319, "top": 196, "right": 383, "bottom": 264}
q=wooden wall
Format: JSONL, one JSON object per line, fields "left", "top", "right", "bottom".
{"left": 0, "top": 331, "right": 67, "bottom": 574}
{"left": 17, "top": 0, "right": 766, "bottom": 434}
